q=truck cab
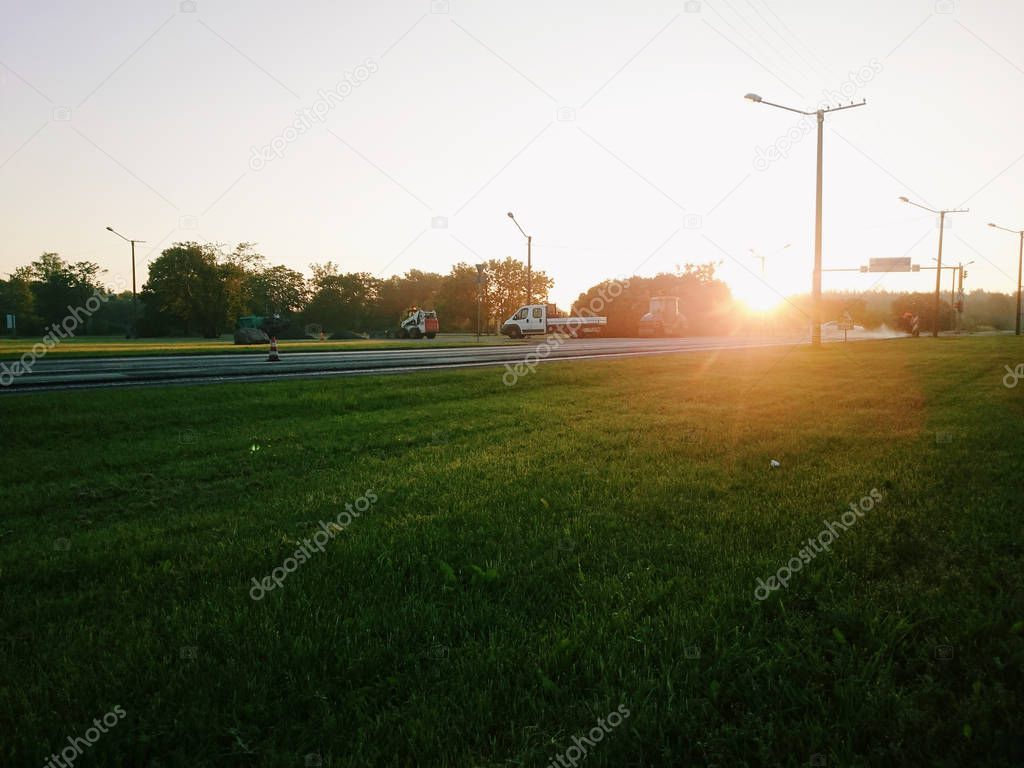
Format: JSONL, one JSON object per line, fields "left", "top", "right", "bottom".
{"left": 501, "top": 304, "right": 607, "bottom": 339}
{"left": 502, "top": 305, "right": 546, "bottom": 337}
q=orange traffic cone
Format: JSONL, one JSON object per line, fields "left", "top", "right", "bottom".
{"left": 267, "top": 337, "right": 280, "bottom": 362}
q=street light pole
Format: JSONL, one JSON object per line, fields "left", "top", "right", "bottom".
{"left": 507, "top": 212, "right": 532, "bottom": 306}
{"left": 988, "top": 222, "right": 1024, "bottom": 335}
{"left": 749, "top": 242, "right": 791, "bottom": 275}
{"left": 106, "top": 226, "right": 146, "bottom": 338}
{"left": 899, "top": 198, "right": 968, "bottom": 337}
{"left": 527, "top": 234, "right": 532, "bottom": 305}
{"left": 745, "top": 94, "right": 865, "bottom": 346}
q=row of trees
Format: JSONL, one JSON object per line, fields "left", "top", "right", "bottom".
{"left": 0, "top": 253, "right": 115, "bottom": 335}
{"left": 0, "top": 244, "right": 556, "bottom": 338}
{"left": 573, "top": 263, "right": 733, "bottom": 336}
{"left": 142, "top": 243, "right": 561, "bottom": 337}
{"left": 770, "top": 290, "right": 1019, "bottom": 334}
{"left": 1, "top": 246, "right": 1019, "bottom": 337}
{"left": 141, "top": 243, "right": 307, "bottom": 337}
{"left": 297, "top": 258, "right": 555, "bottom": 336}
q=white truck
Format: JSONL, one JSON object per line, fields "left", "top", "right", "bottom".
{"left": 500, "top": 304, "right": 606, "bottom": 339}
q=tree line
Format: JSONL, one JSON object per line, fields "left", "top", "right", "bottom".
{"left": 0, "top": 243, "right": 557, "bottom": 338}
{"left": 1, "top": 244, "right": 1018, "bottom": 337}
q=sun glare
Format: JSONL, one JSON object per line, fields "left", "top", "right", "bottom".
{"left": 732, "top": 280, "right": 784, "bottom": 312}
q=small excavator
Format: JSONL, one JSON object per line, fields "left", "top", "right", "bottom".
{"left": 394, "top": 308, "right": 440, "bottom": 339}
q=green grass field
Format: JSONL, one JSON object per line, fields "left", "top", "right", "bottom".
{"left": 2, "top": 338, "right": 1022, "bottom": 766}
{"left": 0, "top": 334, "right": 513, "bottom": 360}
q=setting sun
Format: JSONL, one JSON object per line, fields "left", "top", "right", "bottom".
{"left": 722, "top": 243, "right": 794, "bottom": 313}
{"left": 733, "top": 281, "right": 785, "bottom": 312}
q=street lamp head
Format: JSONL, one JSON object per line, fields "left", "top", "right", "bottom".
{"left": 988, "top": 222, "right": 997, "bottom": 227}
{"left": 744, "top": 93, "right": 762, "bottom": 103}
{"left": 898, "top": 196, "right": 909, "bottom": 203}
{"left": 507, "top": 211, "right": 515, "bottom": 219}
{"left": 106, "top": 226, "right": 114, "bottom": 231}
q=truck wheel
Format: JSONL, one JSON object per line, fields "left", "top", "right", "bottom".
{"left": 425, "top": 332, "right": 436, "bottom": 339}
{"left": 396, "top": 327, "right": 408, "bottom": 339}
{"left": 409, "top": 327, "right": 422, "bottom": 339}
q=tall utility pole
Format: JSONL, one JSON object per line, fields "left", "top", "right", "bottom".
{"left": 899, "top": 198, "right": 968, "bottom": 336}
{"left": 106, "top": 226, "right": 146, "bottom": 338}
{"left": 507, "top": 212, "right": 532, "bottom": 305}
{"left": 745, "top": 93, "right": 865, "bottom": 346}
{"left": 988, "top": 222, "right": 1024, "bottom": 335}
{"left": 937, "top": 211, "right": 948, "bottom": 337}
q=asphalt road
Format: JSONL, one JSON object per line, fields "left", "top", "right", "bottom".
{"left": 1, "top": 335, "right": 825, "bottom": 393}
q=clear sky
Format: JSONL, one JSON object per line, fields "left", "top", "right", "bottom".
{"left": 2, "top": 0, "right": 1022, "bottom": 311}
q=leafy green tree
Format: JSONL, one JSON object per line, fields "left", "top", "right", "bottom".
{"left": 962, "top": 289, "right": 1016, "bottom": 330}
{"left": 309, "top": 261, "right": 342, "bottom": 292}
{"left": 434, "top": 263, "right": 479, "bottom": 332}
{"left": 14, "top": 253, "right": 105, "bottom": 329}
{"left": 302, "top": 266, "right": 379, "bottom": 332}
{"left": 483, "top": 257, "right": 553, "bottom": 329}
{"left": 144, "top": 243, "right": 230, "bottom": 337}
{"left": 435, "top": 259, "right": 552, "bottom": 332}
{"left": 372, "top": 270, "right": 444, "bottom": 328}
{"left": 0, "top": 274, "right": 39, "bottom": 334}
{"left": 248, "top": 265, "right": 309, "bottom": 316}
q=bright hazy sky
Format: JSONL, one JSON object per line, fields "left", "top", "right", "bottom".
{"left": 2, "top": 0, "right": 1023, "bottom": 311}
